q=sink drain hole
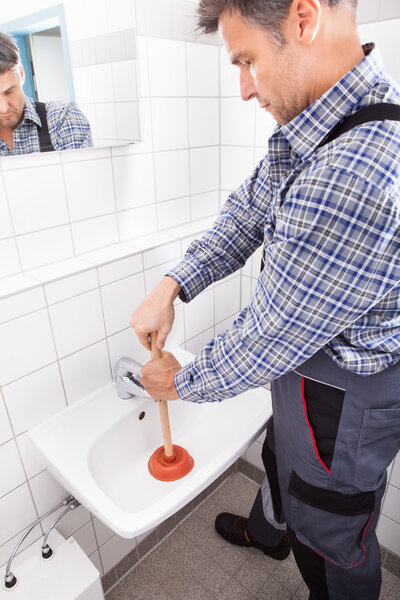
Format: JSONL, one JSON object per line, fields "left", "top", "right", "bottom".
{"left": 139, "top": 411, "right": 145, "bottom": 420}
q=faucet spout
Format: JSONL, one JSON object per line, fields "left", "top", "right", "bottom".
{"left": 114, "top": 356, "right": 152, "bottom": 400}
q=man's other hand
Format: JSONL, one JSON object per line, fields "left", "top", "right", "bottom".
{"left": 130, "top": 276, "right": 181, "bottom": 351}
{"left": 141, "top": 351, "right": 181, "bottom": 400}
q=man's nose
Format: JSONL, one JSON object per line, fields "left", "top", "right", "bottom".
{"left": 0, "top": 96, "right": 10, "bottom": 114}
{"left": 239, "top": 68, "right": 257, "bottom": 102}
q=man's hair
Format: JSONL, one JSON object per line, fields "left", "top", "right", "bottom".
{"left": 197, "top": 0, "right": 358, "bottom": 46}
{"left": 0, "top": 32, "right": 21, "bottom": 74}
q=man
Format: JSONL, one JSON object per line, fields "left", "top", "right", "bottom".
{"left": 0, "top": 32, "right": 92, "bottom": 155}
{"left": 131, "top": 1, "right": 400, "bottom": 598}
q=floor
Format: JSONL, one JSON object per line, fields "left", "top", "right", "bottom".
{"left": 105, "top": 472, "right": 400, "bottom": 600}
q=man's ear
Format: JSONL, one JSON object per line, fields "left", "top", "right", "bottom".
{"left": 19, "top": 64, "right": 25, "bottom": 84}
{"left": 289, "top": 0, "right": 321, "bottom": 45}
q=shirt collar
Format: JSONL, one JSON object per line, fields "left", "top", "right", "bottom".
{"left": 280, "top": 43, "right": 384, "bottom": 161}
{"left": 21, "top": 96, "right": 42, "bottom": 127}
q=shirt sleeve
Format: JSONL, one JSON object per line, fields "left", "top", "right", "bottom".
{"left": 174, "top": 165, "right": 400, "bottom": 402}
{"left": 167, "top": 159, "right": 268, "bottom": 302}
{"left": 52, "top": 102, "right": 93, "bottom": 150}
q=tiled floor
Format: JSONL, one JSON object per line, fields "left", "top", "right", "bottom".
{"left": 106, "top": 472, "right": 400, "bottom": 600}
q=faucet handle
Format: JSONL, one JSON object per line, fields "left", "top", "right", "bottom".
{"left": 113, "top": 356, "right": 152, "bottom": 400}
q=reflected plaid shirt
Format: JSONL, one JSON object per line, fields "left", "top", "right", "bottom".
{"left": 0, "top": 96, "right": 92, "bottom": 156}
{"left": 168, "top": 45, "right": 400, "bottom": 403}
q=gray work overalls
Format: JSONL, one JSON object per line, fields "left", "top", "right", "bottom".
{"left": 248, "top": 348, "right": 400, "bottom": 600}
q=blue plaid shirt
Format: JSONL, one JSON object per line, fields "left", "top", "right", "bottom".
{"left": 168, "top": 45, "right": 400, "bottom": 403}
{"left": 0, "top": 96, "right": 92, "bottom": 155}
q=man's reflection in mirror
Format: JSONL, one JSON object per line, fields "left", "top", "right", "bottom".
{"left": 0, "top": 32, "right": 93, "bottom": 156}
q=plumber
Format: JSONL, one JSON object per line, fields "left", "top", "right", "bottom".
{"left": 131, "top": 1, "right": 400, "bottom": 598}
{"left": 0, "top": 32, "right": 92, "bottom": 155}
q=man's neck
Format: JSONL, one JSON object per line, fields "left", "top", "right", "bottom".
{"left": 0, "top": 123, "right": 14, "bottom": 150}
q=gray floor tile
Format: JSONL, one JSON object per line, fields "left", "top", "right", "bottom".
{"left": 273, "top": 554, "right": 304, "bottom": 593}
{"left": 217, "top": 578, "right": 259, "bottom": 600}
{"left": 195, "top": 473, "right": 259, "bottom": 525}
{"left": 256, "top": 575, "right": 293, "bottom": 599}
{"left": 380, "top": 568, "right": 400, "bottom": 600}
{"left": 178, "top": 511, "right": 248, "bottom": 574}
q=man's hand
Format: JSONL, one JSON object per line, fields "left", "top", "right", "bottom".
{"left": 141, "top": 351, "right": 181, "bottom": 401}
{"left": 130, "top": 276, "right": 181, "bottom": 350}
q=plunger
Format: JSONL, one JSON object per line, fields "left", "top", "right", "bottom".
{"left": 148, "top": 334, "right": 194, "bottom": 482}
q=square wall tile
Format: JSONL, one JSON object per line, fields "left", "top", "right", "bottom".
{"left": 44, "top": 269, "right": 98, "bottom": 305}
{"left": 94, "top": 103, "right": 118, "bottom": 141}
{"left": 189, "top": 147, "right": 219, "bottom": 195}
{"left": 220, "top": 146, "right": 255, "bottom": 191}
{"left": 0, "top": 287, "right": 45, "bottom": 325}
{"left": 2, "top": 363, "right": 66, "bottom": 436}
{"left": 147, "top": 37, "right": 187, "bottom": 97}
{"left": 118, "top": 204, "right": 158, "bottom": 240}
{"left": 16, "top": 431, "right": 47, "bottom": 479}
{"left": 113, "top": 153, "right": 156, "bottom": 211}
{"left": 184, "top": 288, "right": 214, "bottom": 340}
{"left": 187, "top": 42, "right": 219, "bottom": 97}
{"left": 221, "top": 97, "right": 255, "bottom": 147}
{"left": 389, "top": 452, "right": 400, "bottom": 489}
{"left": 0, "top": 175, "right": 13, "bottom": 240}
{"left": 101, "top": 272, "right": 146, "bottom": 335}
{"left": 107, "top": 327, "right": 150, "bottom": 370}
{"left": 377, "top": 514, "right": 400, "bottom": 556}
{"left": 382, "top": 485, "right": 400, "bottom": 523}
{"left": 60, "top": 341, "right": 112, "bottom": 405}
{"left": 0, "top": 309, "right": 57, "bottom": 386}
{"left": 98, "top": 252, "right": 143, "bottom": 286}
{"left": 188, "top": 98, "right": 219, "bottom": 147}
{"left": 245, "top": 440, "right": 264, "bottom": 470}
{"left": 116, "top": 102, "right": 141, "bottom": 141}
{"left": 0, "top": 440, "right": 26, "bottom": 498}
{"left": 0, "top": 394, "right": 13, "bottom": 445}
{"left": 92, "top": 63, "right": 114, "bottom": 103}
{"left": 151, "top": 98, "right": 188, "bottom": 151}
{"left": 220, "top": 48, "right": 240, "bottom": 97}
{"left": 0, "top": 239, "right": 21, "bottom": 278}
{"left": 136, "top": 36, "right": 150, "bottom": 97}
{"left": 157, "top": 196, "right": 190, "bottom": 230}
{"left": 0, "top": 484, "right": 37, "bottom": 546}
{"left": 17, "top": 226, "right": 74, "bottom": 271}
{"left": 255, "top": 108, "right": 277, "bottom": 148}
{"left": 154, "top": 150, "right": 190, "bottom": 202}
{"left": 72, "top": 214, "right": 119, "bottom": 255}
{"left": 99, "top": 533, "right": 137, "bottom": 573}
{"left": 4, "top": 165, "right": 68, "bottom": 235}
{"left": 215, "top": 277, "right": 241, "bottom": 324}
{"left": 63, "top": 158, "right": 116, "bottom": 221}
{"left": 29, "top": 470, "right": 67, "bottom": 520}
{"left": 143, "top": 241, "right": 181, "bottom": 270}
{"left": 112, "top": 59, "right": 138, "bottom": 102}
{"left": 49, "top": 290, "right": 106, "bottom": 358}
{"left": 144, "top": 259, "right": 181, "bottom": 295}
{"left": 185, "top": 326, "right": 214, "bottom": 356}
{"left": 191, "top": 191, "right": 219, "bottom": 221}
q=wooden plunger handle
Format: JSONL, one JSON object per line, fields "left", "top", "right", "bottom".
{"left": 151, "top": 333, "right": 174, "bottom": 458}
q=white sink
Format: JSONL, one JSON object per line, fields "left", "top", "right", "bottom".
{"left": 29, "top": 348, "right": 272, "bottom": 538}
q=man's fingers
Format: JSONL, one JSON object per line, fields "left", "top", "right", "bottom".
{"left": 137, "top": 331, "right": 151, "bottom": 351}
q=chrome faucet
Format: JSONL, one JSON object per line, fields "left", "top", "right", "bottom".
{"left": 114, "top": 356, "right": 152, "bottom": 400}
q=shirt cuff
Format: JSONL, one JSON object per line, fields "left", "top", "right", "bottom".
{"left": 174, "top": 363, "right": 207, "bottom": 403}
{"left": 166, "top": 257, "right": 213, "bottom": 303}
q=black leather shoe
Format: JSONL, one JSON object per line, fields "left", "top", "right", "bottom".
{"left": 215, "top": 513, "right": 290, "bottom": 560}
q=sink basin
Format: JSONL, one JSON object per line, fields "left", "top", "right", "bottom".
{"left": 29, "top": 348, "right": 272, "bottom": 538}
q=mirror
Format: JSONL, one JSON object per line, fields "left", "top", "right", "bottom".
{"left": 0, "top": 2, "right": 141, "bottom": 155}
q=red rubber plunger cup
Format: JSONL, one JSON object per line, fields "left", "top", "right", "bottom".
{"left": 147, "top": 334, "right": 194, "bottom": 482}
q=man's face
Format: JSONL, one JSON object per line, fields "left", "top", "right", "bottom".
{"left": 0, "top": 67, "right": 26, "bottom": 130}
{"left": 219, "top": 11, "right": 306, "bottom": 125}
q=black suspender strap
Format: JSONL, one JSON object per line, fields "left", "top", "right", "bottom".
{"left": 318, "top": 102, "right": 400, "bottom": 148}
{"left": 34, "top": 101, "right": 55, "bottom": 152}
{"left": 259, "top": 102, "right": 400, "bottom": 273}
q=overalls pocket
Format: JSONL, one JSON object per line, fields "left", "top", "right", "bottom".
{"left": 355, "top": 408, "right": 400, "bottom": 491}
{"left": 288, "top": 470, "right": 375, "bottom": 568}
